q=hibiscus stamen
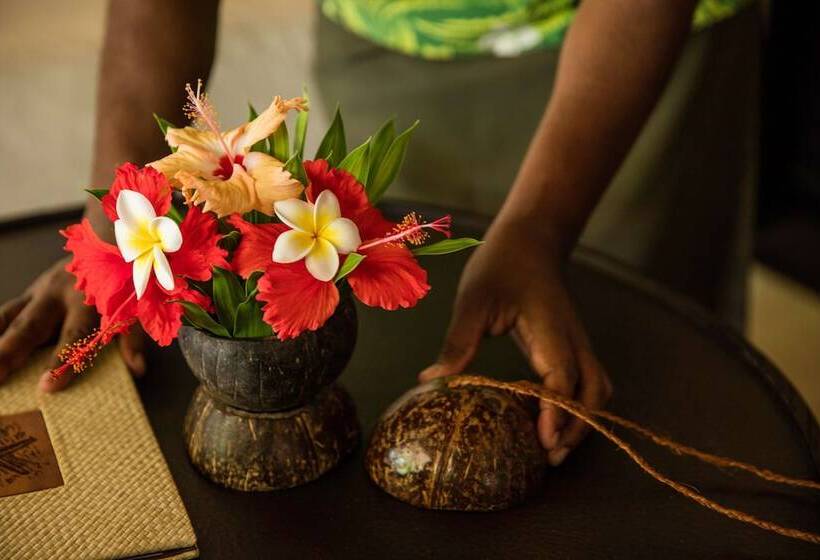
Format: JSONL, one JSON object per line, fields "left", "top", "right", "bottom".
{"left": 358, "top": 214, "right": 452, "bottom": 251}
{"left": 184, "top": 79, "right": 234, "bottom": 160}
{"left": 49, "top": 319, "right": 135, "bottom": 379}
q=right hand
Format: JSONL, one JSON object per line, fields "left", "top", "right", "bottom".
{"left": 0, "top": 257, "right": 146, "bottom": 392}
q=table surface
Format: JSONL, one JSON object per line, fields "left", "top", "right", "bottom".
{"left": 1, "top": 204, "right": 819, "bottom": 559}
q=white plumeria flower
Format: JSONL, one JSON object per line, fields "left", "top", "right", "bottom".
{"left": 272, "top": 190, "right": 361, "bottom": 282}
{"left": 113, "top": 189, "right": 183, "bottom": 299}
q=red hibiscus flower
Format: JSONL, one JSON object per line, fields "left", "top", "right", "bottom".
{"left": 61, "top": 164, "right": 227, "bottom": 352}
{"left": 230, "top": 159, "right": 446, "bottom": 340}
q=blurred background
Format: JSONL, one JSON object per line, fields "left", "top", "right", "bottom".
{"left": 1, "top": 0, "right": 817, "bottom": 415}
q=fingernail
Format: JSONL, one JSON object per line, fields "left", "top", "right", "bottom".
{"left": 38, "top": 372, "right": 58, "bottom": 393}
{"left": 545, "top": 430, "right": 561, "bottom": 450}
{"left": 548, "top": 446, "right": 570, "bottom": 467}
{"left": 130, "top": 353, "right": 146, "bottom": 376}
{"left": 418, "top": 364, "right": 446, "bottom": 382}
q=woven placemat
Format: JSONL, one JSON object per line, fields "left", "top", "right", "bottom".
{"left": 0, "top": 348, "right": 198, "bottom": 560}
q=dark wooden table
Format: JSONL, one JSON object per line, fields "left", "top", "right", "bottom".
{"left": 1, "top": 204, "right": 818, "bottom": 559}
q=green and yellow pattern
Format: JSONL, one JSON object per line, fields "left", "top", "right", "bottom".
{"left": 320, "top": 0, "right": 752, "bottom": 60}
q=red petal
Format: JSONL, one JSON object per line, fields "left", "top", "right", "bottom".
{"left": 227, "top": 214, "right": 288, "bottom": 278}
{"left": 62, "top": 220, "right": 137, "bottom": 327}
{"left": 136, "top": 281, "right": 209, "bottom": 346}
{"left": 304, "top": 159, "right": 393, "bottom": 239}
{"left": 101, "top": 163, "right": 172, "bottom": 221}
{"left": 167, "top": 205, "right": 228, "bottom": 281}
{"left": 256, "top": 263, "right": 340, "bottom": 340}
{"left": 348, "top": 243, "right": 430, "bottom": 310}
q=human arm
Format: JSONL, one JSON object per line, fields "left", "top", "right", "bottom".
{"left": 420, "top": 0, "right": 698, "bottom": 464}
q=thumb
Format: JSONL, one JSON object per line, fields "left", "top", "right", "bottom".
{"left": 419, "top": 300, "right": 485, "bottom": 383}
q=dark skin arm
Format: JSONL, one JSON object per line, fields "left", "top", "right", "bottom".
{"left": 0, "top": 0, "right": 219, "bottom": 391}
{"left": 420, "top": 0, "right": 698, "bottom": 465}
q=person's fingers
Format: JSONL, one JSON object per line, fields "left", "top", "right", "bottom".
{"left": 516, "top": 312, "right": 579, "bottom": 452}
{"left": 418, "top": 297, "right": 486, "bottom": 383}
{"left": 0, "top": 296, "right": 30, "bottom": 336}
{"left": 547, "top": 347, "right": 613, "bottom": 466}
{"left": 0, "top": 295, "right": 63, "bottom": 383}
{"left": 38, "top": 304, "right": 99, "bottom": 392}
{"left": 119, "top": 326, "right": 146, "bottom": 377}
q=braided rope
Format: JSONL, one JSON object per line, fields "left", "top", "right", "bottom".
{"left": 447, "top": 375, "right": 820, "bottom": 545}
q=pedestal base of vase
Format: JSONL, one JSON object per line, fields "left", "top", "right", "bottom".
{"left": 184, "top": 383, "right": 359, "bottom": 491}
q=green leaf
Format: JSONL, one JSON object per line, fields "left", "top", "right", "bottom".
{"left": 270, "top": 120, "right": 290, "bottom": 162}
{"left": 85, "top": 188, "right": 108, "bottom": 201}
{"left": 243, "top": 210, "right": 272, "bottom": 224}
{"left": 153, "top": 114, "right": 177, "bottom": 136}
{"left": 334, "top": 253, "right": 365, "bottom": 282}
{"left": 219, "top": 229, "right": 241, "bottom": 251}
{"left": 293, "top": 86, "right": 310, "bottom": 158}
{"left": 247, "top": 103, "right": 268, "bottom": 153}
{"left": 153, "top": 114, "right": 178, "bottom": 153}
{"left": 338, "top": 138, "right": 371, "bottom": 184}
{"left": 315, "top": 105, "right": 346, "bottom": 166}
{"left": 284, "top": 153, "right": 307, "bottom": 185}
{"left": 179, "top": 301, "right": 230, "bottom": 338}
{"left": 245, "top": 271, "right": 264, "bottom": 297}
{"left": 166, "top": 204, "right": 184, "bottom": 224}
{"left": 412, "top": 238, "right": 483, "bottom": 256}
{"left": 233, "top": 296, "right": 273, "bottom": 339}
{"left": 367, "top": 120, "right": 419, "bottom": 203}
{"left": 212, "top": 267, "right": 245, "bottom": 334}
{"left": 367, "top": 118, "right": 395, "bottom": 187}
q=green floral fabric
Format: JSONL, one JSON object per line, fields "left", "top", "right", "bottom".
{"left": 320, "top": 0, "right": 751, "bottom": 60}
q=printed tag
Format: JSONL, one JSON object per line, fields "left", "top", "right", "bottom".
{"left": 0, "top": 410, "right": 63, "bottom": 497}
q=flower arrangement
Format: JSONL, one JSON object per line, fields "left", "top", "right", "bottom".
{"left": 50, "top": 82, "right": 480, "bottom": 379}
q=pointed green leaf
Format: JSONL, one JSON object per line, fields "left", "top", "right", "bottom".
{"left": 334, "top": 253, "right": 365, "bottom": 282}
{"left": 153, "top": 114, "right": 177, "bottom": 136}
{"left": 212, "top": 267, "right": 245, "bottom": 334}
{"left": 245, "top": 271, "right": 264, "bottom": 297}
{"left": 247, "top": 103, "right": 268, "bottom": 153}
{"left": 270, "top": 120, "right": 290, "bottom": 162}
{"left": 293, "top": 86, "right": 310, "bottom": 158}
{"left": 166, "top": 204, "right": 183, "bottom": 224}
{"left": 179, "top": 301, "right": 230, "bottom": 338}
{"left": 85, "top": 188, "right": 108, "bottom": 201}
{"left": 367, "top": 118, "right": 395, "bottom": 187}
{"left": 315, "top": 105, "right": 346, "bottom": 166}
{"left": 154, "top": 114, "right": 178, "bottom": 153}
{"left": 219, "top": 229, "right": 241, "bottom": 252}
{"left": 367, "top": 120, "right": 419, "bottom": 203}
{"left": 284, "top": 153, "right": 307, "bottom": 185}
{"left": 412, "top": 238, "right": 483, "bottom": 256}
{"left": 243, "top": 210, "right": 273, "bottom": 224}
{"left": 233, "top": 296, "right": 273, "bottom": 339}
{"left": 338, "top": 138, "right": 371, "bottom": 184}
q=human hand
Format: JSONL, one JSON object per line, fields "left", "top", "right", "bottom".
{"left": 419, "top": 221, "right": 612, "bottom": 466}
{"left": 0, "top": 257, "right": 146, "bottom": 392}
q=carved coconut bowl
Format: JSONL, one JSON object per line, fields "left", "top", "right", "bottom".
{"left": 366, "top": 380, "right": 547, "bottom": 511}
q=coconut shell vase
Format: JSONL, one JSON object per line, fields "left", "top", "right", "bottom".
{"left": 366, "top": 380, "right": 547, "bottom": 511}
{"left": 180, "top": 292, "right": 360, "bottom": 491}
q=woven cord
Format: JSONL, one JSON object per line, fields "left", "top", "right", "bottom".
{"left": 447, "top": 375, "right": 820, "bottom": 545}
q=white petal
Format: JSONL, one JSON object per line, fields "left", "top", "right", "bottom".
{"left": 274, "top": 198, "right": 315, "bottom": 233}
{"left": 272, "top": 230, "right": 315, "bottom": 263}
{"left": 150, "top": 216, "right": 183, "bottom": 253}
{"left": 116, "top": 189, "right": 156, "bottom": 228}
{"left": 114, "top": 220, "right": 148, "bottom": 263}
{"left": 152, "top": 246, "right": 175, "bottom": 291}
{"left": 305, "top": 238, "right": 339, "bottom": 282}
{"left": 320, "top": 217, "right": 361, "bottom": 254}
{"left": 132, "top": 252, "right": 153, "bottom": 299}
{"left": 313, "top": 190, "right": 342, "bottom": 231}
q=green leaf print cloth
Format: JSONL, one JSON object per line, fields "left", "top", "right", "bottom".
{"left": 320, "top": 0, "right": 751, "bottom": 60}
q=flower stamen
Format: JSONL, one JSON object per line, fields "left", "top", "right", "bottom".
{"left": 358, "top": 214, "right": 452, "bottom": 251}
{"left": 184, "top": 79, "right": 234, "bottom": 160}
